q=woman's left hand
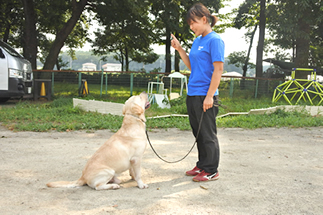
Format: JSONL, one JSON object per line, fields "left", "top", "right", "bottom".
{"left": 203, "top": 96, "right": 214, "bottom": 112}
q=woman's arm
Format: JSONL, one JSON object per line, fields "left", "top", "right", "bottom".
{"left": 171, "top": 34, "right": 191, "bottom": 70}
{"left": 203, "top": 61, "right": 223, "bottom": 112}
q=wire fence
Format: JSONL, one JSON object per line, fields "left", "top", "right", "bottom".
{"left": 32, "top": 70, "right": 285, "bottom": 101}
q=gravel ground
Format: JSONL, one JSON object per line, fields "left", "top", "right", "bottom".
{"left": 0, "top": 124, "right": 322, "bottom": 215}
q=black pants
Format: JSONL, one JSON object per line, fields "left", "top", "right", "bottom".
{"left": 186, "top": 95, "right": 220, "bottom": 174}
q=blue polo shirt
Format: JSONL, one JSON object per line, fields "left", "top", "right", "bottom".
{"left": 188, "top": 31, "right": 225, "bottom": 96}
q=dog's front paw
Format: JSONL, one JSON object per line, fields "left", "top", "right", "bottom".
{"left": 111, "top": 184, "right": 120, "bottom": 189}
{"left": 138, "top": 183, "right": 149, "bottom": 189}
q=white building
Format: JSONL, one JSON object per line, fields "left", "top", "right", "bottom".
{"left": 82, "top": 63, "right": 97, "bottom": 71}
{"left": 221, "top": 71, "right": 243, "bottom": 81}
{"left": 102, "top": 63, "right": 122, "bottom": 71}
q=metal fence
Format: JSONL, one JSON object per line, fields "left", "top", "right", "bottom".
{"left": 32, "top": 70, "right": 285, "bottom": 101}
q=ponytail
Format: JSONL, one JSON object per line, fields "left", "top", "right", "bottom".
{"left": 210, "top": 15, "right": 219, "bottom": 27}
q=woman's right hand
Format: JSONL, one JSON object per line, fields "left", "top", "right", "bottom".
{"left": 170, "top": 33, "right": 191, "bottom": 71}
{"left": 171, "top": 34, "right": 181, "bottom": 51}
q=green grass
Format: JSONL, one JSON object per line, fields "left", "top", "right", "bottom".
{"left": 0, "top": 99, "right": 124, "bottom": 132}
{"left": 217, "top": 109, "right": 323, "bottom": 128}
{"left": 53, "top": 82, "right": 146, "bottom": 103}
{"left": 0, "top": 85, "right": 323, "bottom": 132}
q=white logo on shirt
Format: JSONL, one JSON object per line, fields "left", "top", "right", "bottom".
{"left": 198, "top": 46, "right": 204, "bottom": 50}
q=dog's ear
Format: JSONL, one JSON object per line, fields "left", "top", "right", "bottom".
{"left": 122, "top": 98, "right": 131, "bottom": 115}
{"left": 131, "top": 103, "right": 144, "bottom": 115}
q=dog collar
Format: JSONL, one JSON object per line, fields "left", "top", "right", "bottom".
{"left": 125, "top": 114, "right": 146, "bottom": 124}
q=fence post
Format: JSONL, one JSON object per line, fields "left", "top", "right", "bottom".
{"left": 51, "top": 72, "right": 55, "bottom": 96}
{"left": 229, "top": 78, "right": 234, "bottom": 98}
{"left": 156, "top": 74, "right": 160, "bottom": 93}
{"left": 78, "top": 72, "right": 82, "bottom": 89}
{"left": 105, "top": 72, "right": 108, "bottom": 95}
{"left": 255, "top": 79, "right": 259, "bottom": 98}
{"left": 100, "top": 69, "right": 104, "bottom": 97}
{"left": 130, "top": 73, "right": 134, "bottom": 96}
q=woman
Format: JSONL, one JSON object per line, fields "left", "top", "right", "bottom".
{"left": 171, "top": 3, "right": 224, "bottom": 182}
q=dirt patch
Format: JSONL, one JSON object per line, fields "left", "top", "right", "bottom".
{"left": 0, "top": 125, "right": 322, "bottom": 214}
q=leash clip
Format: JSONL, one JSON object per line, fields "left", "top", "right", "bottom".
{"left": 214, "top": 98, "right": 227, "bottom": 109}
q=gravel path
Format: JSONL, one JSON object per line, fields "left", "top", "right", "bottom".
{"left": 0, "top": 125, "right": 322, "bottom": 215}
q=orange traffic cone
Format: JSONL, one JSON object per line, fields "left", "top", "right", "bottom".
{"left": 39, "top": 82, "right": 46, "bottom": 101}
{"left": 40, "top": 82, "right": 46, "bottom": 96}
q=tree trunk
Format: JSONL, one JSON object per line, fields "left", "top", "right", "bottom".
{"left": 243, "top": 25, "right": 257, "bottom": 77}
{"left": 255, "top": 0, "right": 265, "bottom": 78}
{"left": 56, "top": 59, "right": 61, "bottom": 71}
{"left": 292, "top": 39, "right": 296, "bottom": 62}
{"left": 125, "top": 47, "right": 129, "bottom": 71}
{"left": 42, "top": 0, "right": 87, "bottom": 71}
{"left": 119, "top": 54, "right": 124, "bottom": 72}
{"left": 241, "top": 25, "right": 257, "bottom": 90}
{"left": 174, "top": 31, "right": 180, "bottom": 72}
{"left": 295, "top": 12, "right": 310, "bottom": 79}
{"left": 165, "top": 29, "right": 171, "bottom": 74}
{"left": 175, "top": 51, "right": 180, "bottom": 72}
{"left": 22, "top": 0, "right": 37, "bottom": 70}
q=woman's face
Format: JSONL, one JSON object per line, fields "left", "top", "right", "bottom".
{"left": 189, "top": 16, "right": 208, "bottom": 37}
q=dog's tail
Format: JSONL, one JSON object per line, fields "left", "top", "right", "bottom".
{"left": 46, "top": 178, "right": 86, "bottom": 188}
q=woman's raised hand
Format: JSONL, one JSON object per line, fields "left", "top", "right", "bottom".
{"left": 170, "top": 33, "right": 191, "bottom": 70}
{"left": 171, "top": 34, "right": 181, "bottom": 51}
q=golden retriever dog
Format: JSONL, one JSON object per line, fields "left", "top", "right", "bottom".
{"left": 47, "top": 92, "right": 150, "bottom": 190}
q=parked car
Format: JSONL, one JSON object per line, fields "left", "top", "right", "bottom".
{"left": 0, "top": 40, "right": 33, "bottom": 102}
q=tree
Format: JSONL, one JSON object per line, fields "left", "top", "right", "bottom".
{"left": 0, "top": 0, "right": 22, "bottom": 43}
{"left": 38, "top": 13, "right": 89, "bottom": 71}
{"left": 243, "top": 25, "right": 257, "bottom": 77}
{"left": 228, "top": 51, "right": 255, "bottom": 75}
{"left": 42, "top": 0, "right": 88, "bottom": 70}
{"left": 150, "top": 0, "right": 180, "bottom": 74}
{"left": 92, "top": 0, "right": 157, "bottom": 71}
{"left": 233, "top": 0, "right": 259, "bottom": 77}
{"left": 267, "top": 0, "right": 323, "bottom": 76}
{"left": 150, "top": 0, "right": 223, "bottom": 74}
{"left": 22, "top": 0, "right": 37, "bottom": 69}
{"left": 1, "top": 0, "right": 90, "bottom": 73}
{"left": 130, "top": 49, "right": 159, "bottom": 72}
{"left": 233, "top": 0, "right": 266, "bottom": 78}
{"left": 256, "top": 0, "right": 266, "bottom": 78}
{"left": 310, "top": 19, "right": 323, "bottom": 68}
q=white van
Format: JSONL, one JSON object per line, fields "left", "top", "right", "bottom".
{"left": 0, "top": 40, "right": 33, "bottom": 102}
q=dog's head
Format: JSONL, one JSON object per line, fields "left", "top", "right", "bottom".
{"left": 122, "top": 92, "right": 150, "bottom": 121}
